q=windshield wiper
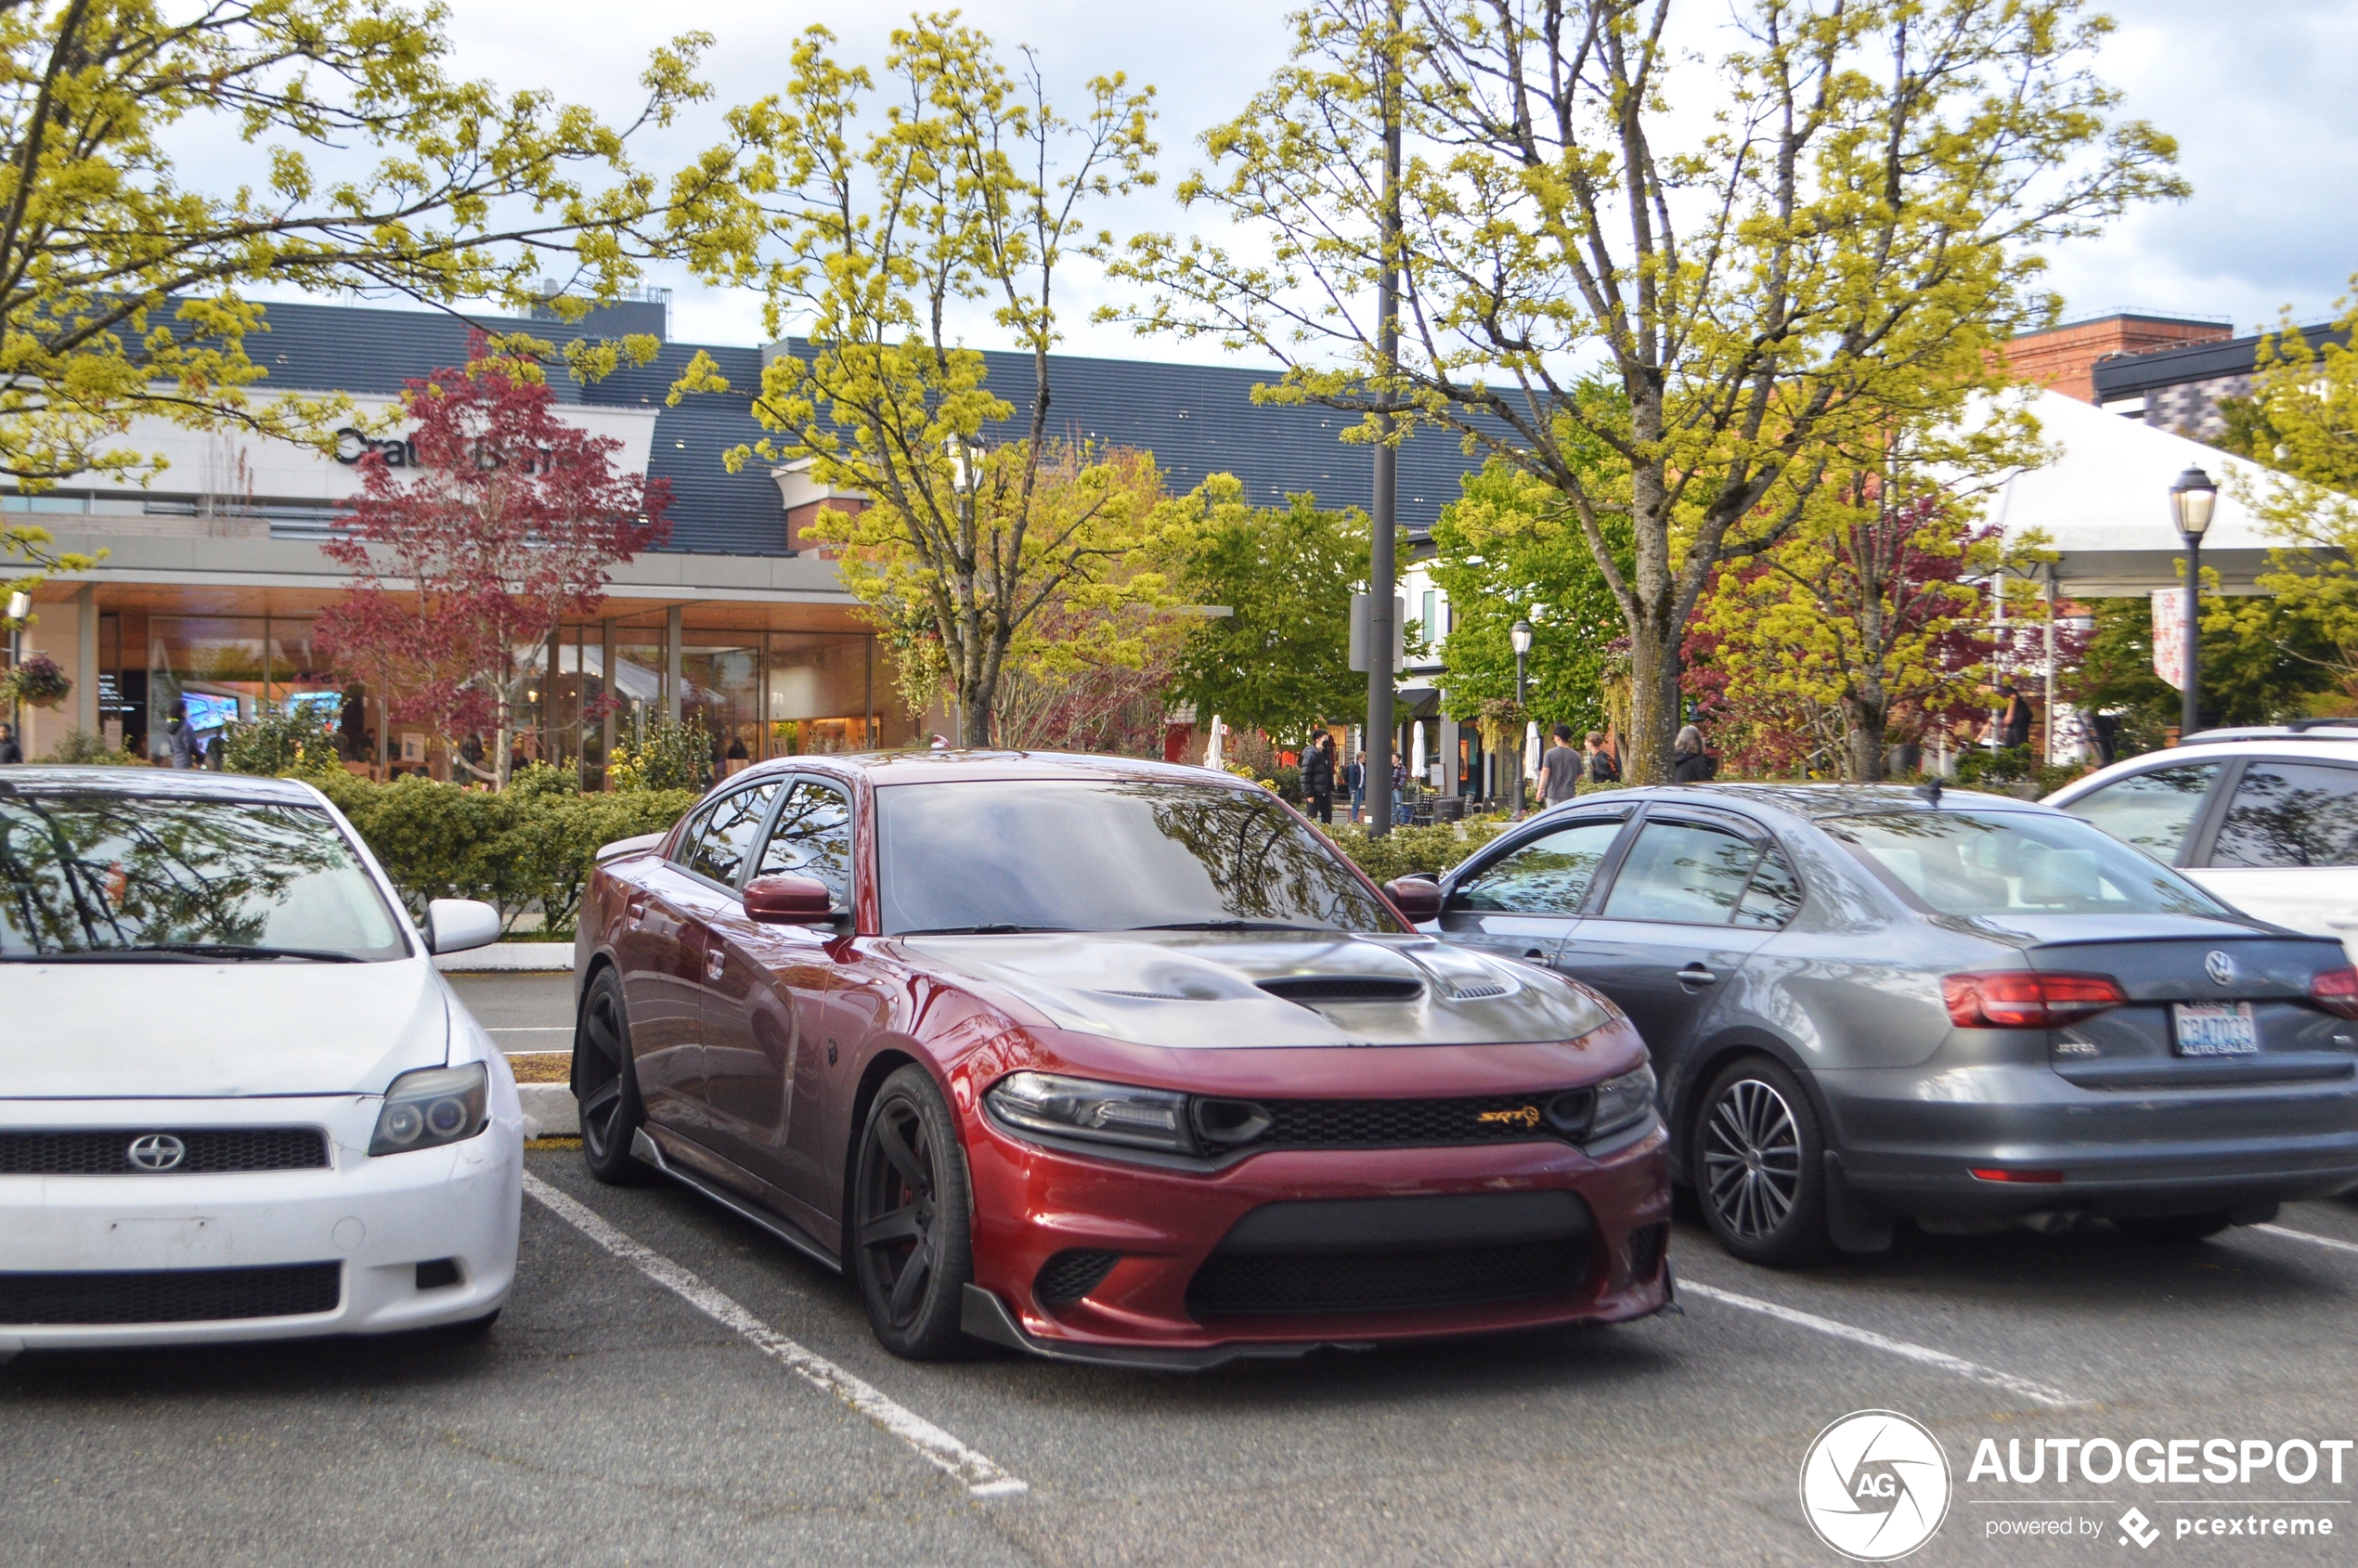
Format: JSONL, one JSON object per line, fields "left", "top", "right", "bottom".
{"left": 1127, "top": 920, "right": 1335, "bottom": 933}
{"left": 895, "top": 924, "right": 1075, "bottom": 937}
{"left": 5, "top": 943, "right": 362, "bottom": 963}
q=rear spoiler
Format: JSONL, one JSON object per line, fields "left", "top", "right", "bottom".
{"left": 595, "top": 832, "right": 666, "bottom": 864}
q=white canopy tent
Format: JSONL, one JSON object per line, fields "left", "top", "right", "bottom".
{"left": 1990, "top": 389, "right": 2285, "bottom": 597}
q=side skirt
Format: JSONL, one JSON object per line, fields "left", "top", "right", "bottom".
{"left": 632, "top": 1127, "right": 843, "bottom": 1275}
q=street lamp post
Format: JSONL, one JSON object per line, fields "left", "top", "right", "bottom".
{"left": 2169, "top": 466, "right": 2219, "bottom": 742}
{"left": 1509, "top": 618, "right": 1532, "bottom": 816}
{"left": 5, "top": 590, "right": 27, "bottom": 738}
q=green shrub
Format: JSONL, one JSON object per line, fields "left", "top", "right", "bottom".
{"left": 41, "top": 727, "right": 144, "bottom": 766}
{"left": 607, "top": 717, "right": 714, "bottom": 792}
{"left": 311, "top": 769, "right": 698, "bottom": 934}
{"left": 1325, "top": 816, "right": 1508, "bottom": 885}
{"left": 215, "top": 705, "right": 343, "bottom": 778}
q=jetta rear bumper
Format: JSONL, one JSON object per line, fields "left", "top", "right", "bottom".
{"left": 0, "top": 1094, "right": 523, "bottom": 1352}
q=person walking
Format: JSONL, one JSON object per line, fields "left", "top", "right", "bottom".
{"left": 0, "top": 721, "right": 20, "bottom": 764}
{"left": 1344, "top": 751, "right": 1366, "bottom": 823}
{"left": 1302, "top": 732, "right": 1337, "bottom": 824}
{"left": 1672, "top": 723, "right": 1715, "bottom": 784}
{"left": 2000, "top": 682, "right": 2036, "bottom": 749}
{"left": 1536, "top": 724, "right": 1583, "bottom": 809}
{"left": 165, "top": 701, "right": 196, "bottom": 770}
{"left": 1584, "top": 730, "right": 1621, "bottom": 784}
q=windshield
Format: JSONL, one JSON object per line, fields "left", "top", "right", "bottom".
{"left": 875, "top": 778, "right": 1399, "bottom": 937}
{"left": 1820, "top": 809, "right": 2232, "bottom": 919}
{"left": 0, "top": 794, "right": 409, "bottom": 960}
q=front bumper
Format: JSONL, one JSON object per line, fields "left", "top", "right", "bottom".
{"left": 961, "top": 1112, "right": 1673, "bottom": 1362}
{"left": 1820, "top": 1064, "right": 2358, "bottom": 1219}
{"left": 0, "top": 1094, "right": 522, "bottom": 1351}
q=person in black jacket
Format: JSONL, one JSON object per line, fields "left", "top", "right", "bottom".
{"left": 1671, "top": 724, "right": 1714, "bottom": 784}
{"left": 0, "top": 721, "right": 20, "bottom": 764}
{"left": 1302, "top": 732, "right": 1337, "bottom": 823}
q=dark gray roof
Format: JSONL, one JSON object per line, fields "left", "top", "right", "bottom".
{"left": 2091, "top": 322, "right": 2346, "bottom": 399}
{"left": 239, "top": 299, "right": 1487, "bottom": 558}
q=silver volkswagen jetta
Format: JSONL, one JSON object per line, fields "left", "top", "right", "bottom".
{"left": 1422, "top": 784, "right": 2358, "bottom": 1263}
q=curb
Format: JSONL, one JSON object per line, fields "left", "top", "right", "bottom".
{"left": 518, "top": 1082, "right": 578, "bottom": 1138}
{"left": 435, "top": 942, "right": 575, "bottom": 973}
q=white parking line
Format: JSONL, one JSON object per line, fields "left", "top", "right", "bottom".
{"left": 1680, "top": 1280, "right": 2079, "bottom": 1408}
{"left": 521, "top": 1172, "right": 1028, "bottom": 1498}
{"left": 2255, "top": 1224, "right": 2358, "bottom": 1258}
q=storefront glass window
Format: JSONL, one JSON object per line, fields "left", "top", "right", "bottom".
{"left": 767, "top": 633, "right": 873, "bottom": 756}
{"left": 148, "top": 616, "right": 266, "bottom": 760}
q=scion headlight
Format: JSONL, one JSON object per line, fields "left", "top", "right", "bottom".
{"left": 369, "top": 1062, "right": 489, "bottom": 1156}
{"left": 984, "top": 1071, "right": 1194, "bottom": 1154}
{"left": 1587, "top": 1063, "right": 1659, "bottom": 1143}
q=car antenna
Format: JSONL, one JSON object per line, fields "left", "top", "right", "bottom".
{"left": 1917, "top": 778, "right": 1942, "bottom": 810}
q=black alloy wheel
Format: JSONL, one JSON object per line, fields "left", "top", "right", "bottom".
{"left": 1695, "top": 1056, "right": 1831, "bottom": 1265}
{"left": 851, "top": 1065, "right": 974, "bottom": 1360}
{"left": 576, "top": 969, "right": 651, "bottom": 1186}
{"left": 2115, "top": 1212, "right": 2235, "bottom": 1244}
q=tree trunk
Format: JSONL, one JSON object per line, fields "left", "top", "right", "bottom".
{"left": 1624, "top": 626, "right": 1682, "bottom": 784}
{"left": 1845, "top": 698, "right": 1887, "bottom": 782}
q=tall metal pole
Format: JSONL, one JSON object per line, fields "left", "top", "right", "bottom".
{"left": 1366, "top": 4, "right": 1401, "bottom": 837}
{"left": 1510, "top": 650, "right": 1527, "bottom": 818}
{"left": 2182, "top": 535, "right": 2202, "bottom": 741}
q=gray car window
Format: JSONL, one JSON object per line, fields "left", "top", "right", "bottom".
{"left": 1731, "top": 844, "right": 1804, "bottom": 928}
{"left": 1823, "top": 810, "right": 2227, "bottom": 916}
{"left": 757, "top": 779, "right": 853, "bottom": 900}
{"left": 684, "top": 783, "right": 781, "bottom": 887}
{"left": 1455, "top": 819, "right": 1625, "bottom": 914}
{"left": 1600, "top": 821, "right": 1762, "bottom": 925}
{"left": 2212, "top": 762, "right": 2358, "bottom": 868}
{"left": 2057, "top": 763, "right": 2220, "bottom": 863}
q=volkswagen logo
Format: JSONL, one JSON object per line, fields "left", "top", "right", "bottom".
{"left": 126, "top": 1133, "right": 187, "bottom": 1173}
{"left": 2206, "top": 950, "right": 2237, "bottom": 987}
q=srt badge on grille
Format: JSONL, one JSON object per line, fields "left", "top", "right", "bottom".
{"left": 1476, "top": 1105, "right": 1541, "bottom": 1129}
{"left": 126, "top": 1133, "right": 187, "bottom": 1172}
{"left": 2206, "top": 950, "right": 2236, "bottom": 986}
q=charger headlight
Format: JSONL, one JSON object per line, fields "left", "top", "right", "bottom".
{"left": 984, "top": 1070, "right": 1194, "bottom": 1155}
{"left": 369, "top": 1062, "right": 489, "bottom": 1156}
{"left": 1587, "top": 1062, "right": 1659, "bottom": 1143}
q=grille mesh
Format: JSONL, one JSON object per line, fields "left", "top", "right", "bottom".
{"left": 0, "top": 1128, "right": 330, "bottom": 1176}
{"left": 0, "top": 1263, "right": 343, "bottom": 1325}
{"left": 1187, "top": 1240, "right": 1587, "bottom": 1315}
{"left": 1254, "top": 1094, "right": 1588, "bottom": 1148}
{"left": 1033, "top": 1250, "right": 1121, "bottom": 1306}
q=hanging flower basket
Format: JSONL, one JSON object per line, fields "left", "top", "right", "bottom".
{"left": 5, "top": 652, "right": 71, "bottom": 709}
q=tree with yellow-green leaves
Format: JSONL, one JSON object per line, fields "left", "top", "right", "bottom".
{"left": 1106, "top": 0, "right": 2183, "bottom": 784}
{"left": 2217, "top": 290, "right": 2358, "bottom": 711}
{"left": 0, "top": 0, "right": 715, "bottom": 596}
{"left": 666, "top": 17, "right": 1165, "bottom": 745}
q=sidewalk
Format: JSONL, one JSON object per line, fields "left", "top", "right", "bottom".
{"left": 434, "top": 941, "right": 575, "bottom": 973}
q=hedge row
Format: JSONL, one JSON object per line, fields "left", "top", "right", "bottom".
{"left": 309, "top": 767, "right": 698, "bottom": 935}
{"left": 1323, "top": 817, "right": 1508, "bottom": 885}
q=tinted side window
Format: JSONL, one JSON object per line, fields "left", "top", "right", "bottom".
{"left": 685, "top": 783, "right": 780, "bottom": 886}
{"left": 2059, "top": 763, "right": 2220, "bottom": 863}
{"left": 1732, "top": 844, "right": 1804, "bottom": 928}
{"left": 1455, "top": 820, "right": 1626, "bottom": 914}
{"left": 1600, "top": 821, "right": 1762, "bottom": 925}
{"left": 2213, "top": 762, "right": 2358, "bottom": 868}
{"left": 757, "top": 780, "right": 854, "bottom": 900}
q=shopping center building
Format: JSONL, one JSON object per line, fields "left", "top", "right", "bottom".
{"left": 9, "top": 294, "right": 1481, "bottom": 771}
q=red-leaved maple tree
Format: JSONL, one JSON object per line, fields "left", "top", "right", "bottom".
{"left": 314, "top": 334, "right": 671, "bottom": 785}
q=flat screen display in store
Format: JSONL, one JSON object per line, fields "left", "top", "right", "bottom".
{"left": 180, "top": 693, "right": 240, "bottom": 732}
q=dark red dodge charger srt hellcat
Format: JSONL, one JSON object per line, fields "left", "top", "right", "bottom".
{"left": 574, "top": 751, "right": 1671, "bottom": 1367}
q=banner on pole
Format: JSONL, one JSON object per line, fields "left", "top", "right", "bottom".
{"left": 2150, "top": 590, "right": 2185, "bottom": 692}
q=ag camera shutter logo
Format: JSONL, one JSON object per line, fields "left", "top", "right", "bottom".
{"left": 1800, "top": 1410, "right": 1952, "bottom": 1561}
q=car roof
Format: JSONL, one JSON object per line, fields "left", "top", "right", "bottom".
{"left": 0, "top": 766, "right": 327, "bottom": 803}
{"left": 2175, "top": 723, "right": 2358, "bottom": 748}
{"left": 736, "top": 749, "right": 1262, "bottom": 790}
{"left": 1537, "top": 781, "right": 2045, "bottom": 824}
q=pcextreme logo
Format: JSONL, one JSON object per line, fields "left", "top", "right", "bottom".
{"left": 1800, "top": 1410, "right": 1953, "bottom": 1562}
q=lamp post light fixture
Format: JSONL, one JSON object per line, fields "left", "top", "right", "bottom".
{"left": 1509, "top": 618, "right": 1533, "bottom": 816}
{"left": 2169, "top": 465, "right": 2219, "bottom": 742}
{"left": 4, "top": 590, "right": 26, "bottom": 735}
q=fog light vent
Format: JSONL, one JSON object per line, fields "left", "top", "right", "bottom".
{"left": 1034, "top": 1250, "right": 1120, "bottom": 1307}
{"left": 1627, "top": 1223, "right": 1667, "bottom": 1282}
{"left": 415, "top": 1258, "right": 462, "bottom": 1290}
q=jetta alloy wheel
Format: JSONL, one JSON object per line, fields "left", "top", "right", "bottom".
{"left": 1703, "top": 1078, "right": 1802, "bottom": 1241}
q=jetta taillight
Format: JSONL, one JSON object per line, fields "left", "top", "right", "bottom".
{"left": 1942, "top": 971, "right": 2127, "bottom": 1030}
{"left": 2310, "top": 966, "right": 2358, "bottom": 1020}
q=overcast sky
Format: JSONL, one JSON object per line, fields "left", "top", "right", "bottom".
{"left": 423, "top": 0, "right": 2355, "bottom": 357}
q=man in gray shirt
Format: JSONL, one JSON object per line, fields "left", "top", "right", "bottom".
{"left": 1535, "top": 724, "right": 1583, "bottom": 807}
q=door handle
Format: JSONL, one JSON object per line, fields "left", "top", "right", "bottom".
{"left": 1677, "top": 963, "right": 1717, "bottom": 987}
{"left": 626, "top": 895, "right": 648, "bottom": 928}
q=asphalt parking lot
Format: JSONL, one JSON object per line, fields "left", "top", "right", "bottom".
{"left": 6, "top": 974, "right": 2356, "bottom": 1566}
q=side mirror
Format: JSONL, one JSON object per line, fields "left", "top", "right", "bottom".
{"left": 1384, "top": 875, "right": 1444, "bottom": 924}
{"left": 424, "top": 898, "right": 502, "bottom": 955}
{"left": 745, "top": 874, "right": 838, "bottom": 926}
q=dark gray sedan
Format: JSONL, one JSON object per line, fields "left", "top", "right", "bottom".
{"left": 1415, "top": 784, "right": 2358, "bottom": 1264}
